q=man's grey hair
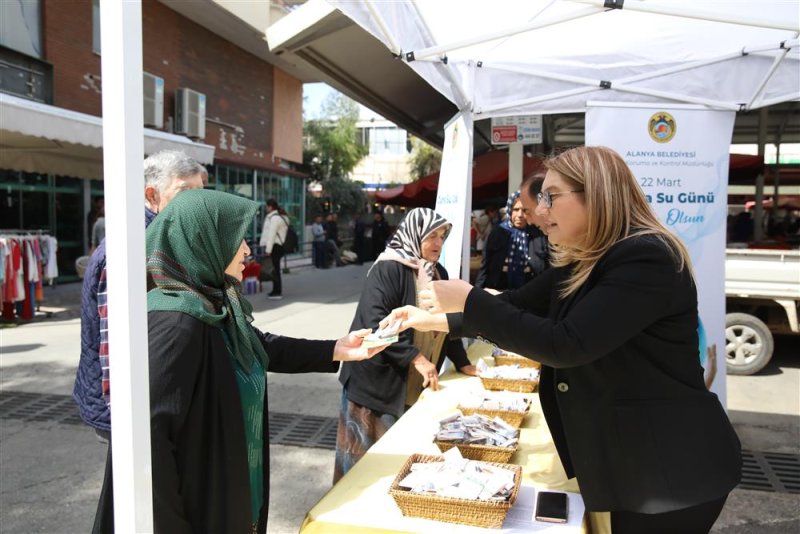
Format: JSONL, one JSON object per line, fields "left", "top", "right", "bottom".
{"left": 144, "top": 150, "right": 208, "bottom": 192}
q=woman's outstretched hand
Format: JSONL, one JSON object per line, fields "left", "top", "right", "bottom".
{"left": 333, "top": 329, "right": 389, "bottom": 361}
{"left": 379, "top": 305, "right": 450, "bottom": 334}
{"left": 419, "top": 279, "right": 473, "bottom": 314}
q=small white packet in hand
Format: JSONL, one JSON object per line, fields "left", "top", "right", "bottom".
{"left": 361, "top": 319, "right": 402, "bottom": 348}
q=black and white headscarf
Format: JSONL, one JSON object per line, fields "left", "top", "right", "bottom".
{"left": 370, "top": 208, "right": 452, "bottom": 283}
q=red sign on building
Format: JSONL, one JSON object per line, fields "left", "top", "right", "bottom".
{"left": 491, "top": 125, "right": 518, "bottom": 144}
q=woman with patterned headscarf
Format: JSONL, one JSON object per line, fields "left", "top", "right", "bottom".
{"left": 92, "top": 189, "right": 387, "bottom": 534}
{"left": 475, "top": 190, "right": 539, "bottom": 291}
{"left": 333, "top": 207, "right": 478, "bottom": 483}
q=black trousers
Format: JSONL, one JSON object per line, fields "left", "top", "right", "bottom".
{"left": 611, "top": 495, "right": 728, "bottom": 534}
{"left": 270, "top": 244, "right": 284, "bottom": 294}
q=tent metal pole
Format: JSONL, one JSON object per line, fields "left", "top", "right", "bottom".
{"left": 567, "top": 0, "right": 799, "bottom": 31}
{"left": 754, "top": 108, "right": 768, "bottom": 242}
{"left": 407, "top": 0, "right": 470, "bottom": 111}
{"left": 757, "top": 94, "right": 800, "bottom": 109}
{"left": 746, "top": 33, "right": 798, "bottom": 110}
{"left": 482, "top": 38, "right": 789, "bottom": 89}
{"left": 440, "top": 64, "right": 471, "bottom": 111}
{"left": 99, "top": 0, "right": 154, "bottom": 531}
{"left": 610, "top": 83, "right": 742, "bottom": 111}
{"left": 364, "top": 0, "right": 400, "bottom": 56}
{"left": 407, "top": 6, "right": 599, "bottom": 62}
{"left": 409, "top": 0, "right": 438, "bottom": 46}
{"left": 475, "top": 59, "right": 743, "bottom": 114}
{"left": 476, "top": 86, "right": 597, "bottom": 116}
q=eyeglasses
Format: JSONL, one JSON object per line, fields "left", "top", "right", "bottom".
{"left": 536, "top": 190, "right": 584, "bottom": 209}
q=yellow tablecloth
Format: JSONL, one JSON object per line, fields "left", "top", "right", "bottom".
{"left": 300, "top": 342, "right": 611, "bottom": 534}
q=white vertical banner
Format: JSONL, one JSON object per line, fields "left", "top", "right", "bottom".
{"left": 436, "top": 112, "right": 474, "bottom": 281}
{"left": 586, "top": 102, "right": 735, "bottom": 405}
{"left": 100, "top": 0, "right": 154, "bottom": 531}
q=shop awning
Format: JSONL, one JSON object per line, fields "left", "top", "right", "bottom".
{"left": 0, "top": 92, "right": 215, "bottom": 179}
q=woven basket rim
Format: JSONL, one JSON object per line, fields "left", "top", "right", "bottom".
{"left": 494, "top": 354, "right": 541, "bottom": 368}
{"left": 388, "top": 453, "right": 521, "bottom": 507}
{"left": 457, "top": 404, "right": 530, "bottom": 415}
{"left": 433, "top": 439, "right": 518, "bottom": 452}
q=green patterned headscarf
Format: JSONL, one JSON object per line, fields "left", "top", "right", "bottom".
{"left": 146, "top": 189, "right": 268, "bottom": 372}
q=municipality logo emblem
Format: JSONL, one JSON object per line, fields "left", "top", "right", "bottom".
{"left": 649, "top": 112, "right": 676, "bottom": 143}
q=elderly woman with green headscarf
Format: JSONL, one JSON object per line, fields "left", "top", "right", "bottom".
{"left": 93, "top": 189, "right": 387, "bottom": 534}
{"left": 333, "top": 207, "right": 478, "bottom": 483}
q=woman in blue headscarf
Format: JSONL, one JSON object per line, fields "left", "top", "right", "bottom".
{"left": 475, "top": 190, "right": 538, "bottom": 291}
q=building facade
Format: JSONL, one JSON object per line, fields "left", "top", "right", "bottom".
{"left": 0, "top": 0, "right": 306, "bottom": 280}
{"left": 352, "top": 117, "right": 412, "bottom": 190}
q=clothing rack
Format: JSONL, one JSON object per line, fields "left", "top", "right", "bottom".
{"left": 1, "top": 231, "right": 58, "bottom": 321}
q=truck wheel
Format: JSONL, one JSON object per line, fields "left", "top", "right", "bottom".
{"left": 725, "top": 313, "right": 774, "bottom": 375}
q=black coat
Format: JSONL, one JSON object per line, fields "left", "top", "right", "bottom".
{"left": 475, "top": 225, "right": 548, "bottom": 291}
{"left": 475, "top": 225, "right": 512, "bottom": 290}
{"left": 449, "top": 235, "right": 741, "bottom": 514}
{"left": 95, "top": 311, "right": 338, "bottom": 533}
{"left": 340, "top": 260, "right": 470, "bottom": 418}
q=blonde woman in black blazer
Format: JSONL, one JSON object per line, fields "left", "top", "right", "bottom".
{"left": 382, "top": 146, "right": 741, "bottom": 534}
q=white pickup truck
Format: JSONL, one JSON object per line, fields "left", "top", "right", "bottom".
{"left": 725, "top": 248, "right": 800, "bottom": 375}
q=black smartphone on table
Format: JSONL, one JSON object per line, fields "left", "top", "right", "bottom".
{"left": 535, "top": 491, "right": 569, "bottom": 523}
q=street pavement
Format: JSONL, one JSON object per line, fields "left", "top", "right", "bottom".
{"left": 1, "top": 262, "right": 798, "bottom": 533}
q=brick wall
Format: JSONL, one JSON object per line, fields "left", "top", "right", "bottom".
{"left": 43, "top": 0, "right": 103, "bottom": 116}
{"left": 272, "top": 67, "right": 303, "bottom": 164}
{"left": 42, "top": 0, "right": 302, "bottom": 168}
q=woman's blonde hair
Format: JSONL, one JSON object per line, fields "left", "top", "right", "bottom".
{"left": 545, "top": 145, "right": 693, "bottom": 298}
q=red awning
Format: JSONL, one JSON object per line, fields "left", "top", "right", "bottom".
{"left": 377, "top": 152, "right": 785, "bottom": 208}
{"left": 745, "top": 195, "right": 800, "bottom": 210}
{"left": 376, "top": 150, "right": 545, "bottom": 207}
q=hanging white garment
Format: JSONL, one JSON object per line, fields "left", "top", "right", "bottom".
{"left": 45, "top": 236, "right": 58, "bottom": 281}
{"left": 26, "top": 240, "right": 40, "bottom": 283}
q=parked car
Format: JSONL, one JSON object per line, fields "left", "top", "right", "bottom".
{"left": 725, "top": 248, "right": 800, "bottom": 375}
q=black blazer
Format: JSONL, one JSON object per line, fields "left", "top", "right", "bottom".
{"left": 340, "top": 260, "right": 470, "bottom": 418}
{"left": 95, "top": 311, "right": 337, "bottom": 534}
{"left": 449, "top": 235, "right": 741, "bottom": 514}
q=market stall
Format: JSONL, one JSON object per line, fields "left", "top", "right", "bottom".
{"left": 300, "top": 342, "right": 607, "bottom": 534}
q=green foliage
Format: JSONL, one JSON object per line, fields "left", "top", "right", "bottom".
{"left": 408, "top": 136, "right": 442, "bottom": 180}
{"left": 306, "top": 175, "right": 369, "bottom": 221}
{"left": 303, "top": 93, "right": 369, "bottom": 221}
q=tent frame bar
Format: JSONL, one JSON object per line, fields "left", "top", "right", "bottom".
{"left": 364, "top": 0, "right": 401, "bottom": 56}
{"left": 407, "top": 5, "right": 600, "bottom": 62}
{"left": 475, "top": 36, "right": 795, "bottom": 115}
{"left": 746, "top": 34, "right": 798, "bottom": 109}
{"left": 568, "top": 0, "right": 800, "bottom": 32}
{"left": 475, "top": 63, "right": 741, "bottom": 115}
{"left": 408, "top": 0, "right": 471, "bottom": 110}
{"left": 405, "top": 0, "right": 797, "bottom": 65}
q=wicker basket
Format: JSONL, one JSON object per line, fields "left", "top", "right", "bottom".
{"left": 389, "top": 453, "right": 521, "bottom": 529}
{"left": 494, "top": 353, "right": 541, "bottom": 369}
{"left": 458, "top": 405, "right": 528, "bottom": 428}
{"left": 434, "top": 439, "right": 518, "bottom": 464}
{"left": 480, "top": 376, "right": 539, "bottom": 393}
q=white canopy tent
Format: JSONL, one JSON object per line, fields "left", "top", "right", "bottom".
{"left": 324, "top": 0, "right": 799, "bottom": 272}
{"left": 329, "top": 0, "right": 799, "bottom": 118}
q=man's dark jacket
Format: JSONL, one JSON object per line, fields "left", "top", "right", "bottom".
{"left": 73, "top": 209, "right": 157, "bottom": 431}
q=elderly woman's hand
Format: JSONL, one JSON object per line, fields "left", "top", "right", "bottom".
{"left": 419, "top": 279, "right": 473, "bottom": 314}
{"left": 379, "top": 305, "right": 450, "bottom": 334}
{"left": 333, "top": 329, "right": 389, "bottom": 361}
